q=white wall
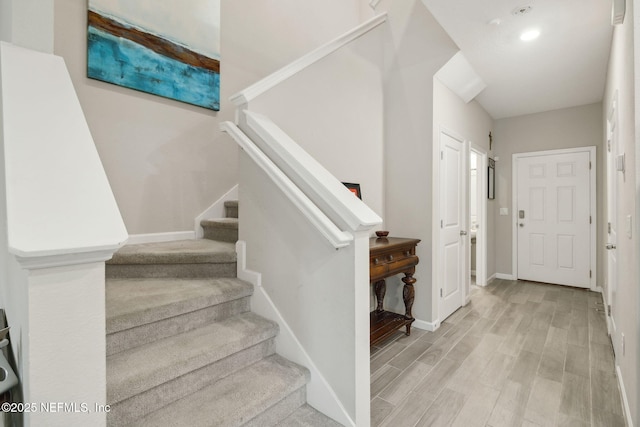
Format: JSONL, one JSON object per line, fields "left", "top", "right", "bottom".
{"left": 54, "top": 0, "right": 237, "bottom": 235}
{"left": 239, "top": 151, "right": 370, "bottom": 426}
{"left": 52, "top": 0, "right": 374, "bottom": 235}
{"left": 432, "top": 78, "right": 494, "bottom": 310}
{"left": 248, "top": 29, "right": 385, "bottom": 220}
{"left": 492, "top": 103, "right": 605, "bottom": 285}
{"left": 375, "top": 0, "right": 459, "bottom": 326}
{"left": 606, "top": 0, "right": 638, "bottom": 423}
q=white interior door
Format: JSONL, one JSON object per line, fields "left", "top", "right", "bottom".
{"left": 516, "top": 151, "right": 591, "bottom": 288}
{"left": 606, "top": 100, "right": 619, "bottom": 351}
{"left": 440, "top": 131, "right": 466, "bottom": 320}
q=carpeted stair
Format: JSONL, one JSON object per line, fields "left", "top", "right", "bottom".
{"left": 105, "top": 200, "right": 341, "bottom": 426}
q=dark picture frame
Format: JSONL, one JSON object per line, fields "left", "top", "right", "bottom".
{"left": 342, "top": 182, "right": 362, "bottom": 199}
{"left": 488, "top": 158, "right": 495, "bottom": 200}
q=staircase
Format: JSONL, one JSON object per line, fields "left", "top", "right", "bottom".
{"left": 105, "top": 201, "right": 342, "bottom": 426}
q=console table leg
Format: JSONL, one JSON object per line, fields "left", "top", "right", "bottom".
{"left": 374, "top": 280, "right": 386, "bottom": 312}
{"left": 402, "top": 273, "right": 416, "bottom": 335}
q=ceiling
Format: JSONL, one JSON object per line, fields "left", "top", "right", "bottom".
{"left": 422, "top": 0, "right": 614, "bottom": 119}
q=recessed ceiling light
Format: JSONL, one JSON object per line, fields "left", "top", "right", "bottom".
{"left": 512, "top": 5, "right": 532, "bottom": 16}
{"left": 520, "top": 29, "right": 540, "bottom": 41}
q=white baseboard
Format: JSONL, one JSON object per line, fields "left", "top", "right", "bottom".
{"left": 235, "top": 241, "right": 353, "bottom": 427}
{"left": 495, "top": 273, "right": 516, "bottom": 281}
{"left": 598, "top": 286, "right": 613, "bottom": 335}
{"left": 487, "top": 273, "right": 497, "bottom": 284}
{"left": 412, "top": 318, "right": 440, "bottom": 332}
{"left": 126, "top": 231, "right": 195, "bottom": 245}
{"left": 616, "top": 365, "right": 634, "bottom": 427}
{"left": 195, "top": 185, "right": 239, "bottom": 238}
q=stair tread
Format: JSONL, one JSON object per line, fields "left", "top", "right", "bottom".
{"left": 108, "top": 239, "right": 236, "bottom": 265}
{"left": 278, "top": 404, "right": 344, "bottom": 427}
{"left": 133, "top": 354, "right": 309, "bottom": 427}
{"left": 107, "top": 312, "right": 278, "bottom": 404}
{"left": 201, "top": 217, "right": 239, "bottom": 228}
{"left": 106, "top": 278, "right": 253, "bottom": 334}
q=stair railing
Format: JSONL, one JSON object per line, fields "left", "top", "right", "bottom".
{"left": 220, "top": 121, "right": 353, "bottom": 249}
{"left": 225, "top": 13, "right": 386, "bottom": 244}
{"left": 220, "top": 13, "right": 386, "bottom": 427}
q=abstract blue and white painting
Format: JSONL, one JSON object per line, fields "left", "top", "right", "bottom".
{"left": 87, "top": 0, "right": 220, "bottom": 110}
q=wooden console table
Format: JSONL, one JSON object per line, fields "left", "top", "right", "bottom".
{"left": 369, "top": 237, "right": 420, "bottom": 346}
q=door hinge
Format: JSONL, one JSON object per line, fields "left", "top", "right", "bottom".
{"left": 589, "top": 216, "right": 592, "bottom": 224}
{"left": 440, "top": 288, "right": 443, "bottom": 298}
{"left": 589, "top": 161, "right": 592, "bottom": 169}
{"left": 441, "top": 151, "right": 444, "bottom": 160}
{"left": 441, "top": 220, "right": 443, "bottom": 228}
{"left": 608, "top": 304, "right": 611, "bottom": 316}
{"left": 608, "top": 222, "right": 612, "bottom": 233}
{"left": 589, "top": 270, "right": 592, "bottom": 278}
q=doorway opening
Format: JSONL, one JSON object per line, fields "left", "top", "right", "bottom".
{"left": 469, "top": 145, "right": 488, "bottom": 289}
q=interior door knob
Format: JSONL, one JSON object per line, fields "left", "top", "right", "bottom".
{"left": 606, "top": 244, "right": 617, "bottom": 250}
{"left": 460, "top": 230, "right": 467, "bottom": 236}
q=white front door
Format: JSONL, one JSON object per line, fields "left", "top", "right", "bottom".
{"left": 440, "top": 131, "right": 466, "bottom": 320}
{"left": 606, "top": 98, "right": 619, "bottom": 351}
{"left": 516, "top": 151, "right": 592, "bottom": 288}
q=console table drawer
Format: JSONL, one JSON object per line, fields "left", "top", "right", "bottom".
{"left": 370, "top": 263, "right": 388, "bottom": 279}
{"left": 386, "top": 255, "right": 419, "bottom": 277}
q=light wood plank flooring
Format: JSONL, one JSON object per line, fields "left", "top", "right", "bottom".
{"left": 370, "top": 279, "right": 626, "bottom": 427}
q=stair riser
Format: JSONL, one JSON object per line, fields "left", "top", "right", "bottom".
{"left": 107, "top": 297, "right": 251, "bottom": 356}
{"left": 245, "top": 387, "right": 307, "bottom": 427}
{"left": 107, "top": 339, "right": 276, "bottom": 426}
{"left": 202, "top": 227, "right": 238, "bottom": 243}
{"left": 106, "top": 262, "right": 237, "bottom": 279}
{"left": 225, "top": 203, "right": 238, "bottom": 219}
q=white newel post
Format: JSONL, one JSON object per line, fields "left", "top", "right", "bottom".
{"left": 353, "top": 231, "right": 372, "bottom": 427}
{"left": 0, "top": 40, "right": 128, "bottom": 427}
{"left": 18, "top": 260, "right": 112, "bottom": 427}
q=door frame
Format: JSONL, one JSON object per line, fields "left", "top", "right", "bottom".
{"left": 433, "top": 126, "right": 468, "bottom": 324}
{"left": 605, "top": 92, "right": 618, "bottom": 337}
{"left": 470, "top": 144, "right": 488, "bottom": 288}
{"left": 511, "top": 146, "right": 597, "bottom": 290}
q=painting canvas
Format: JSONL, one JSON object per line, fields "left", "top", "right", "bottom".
{"left": 87, "top": 0, "right": 220, "bottom": 110}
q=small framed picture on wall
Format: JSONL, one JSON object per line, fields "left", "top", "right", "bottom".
{"left": 342, "top": 182, "right": 362, "bottom": 199}
{"left": 488, "top": 158, "right": 495, "bottom": 200}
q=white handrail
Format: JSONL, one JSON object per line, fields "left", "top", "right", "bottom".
{"left": 229, "top": 13, "right": 387, "bottom": 107}
{"left": 243, "top": 111, "right": 382, "bottom": 233}
{"left": 1, "top": 42, "right": 127, "bottom": 268}
{"left": 220, "top": 121, "right": 353, "bottom": 249}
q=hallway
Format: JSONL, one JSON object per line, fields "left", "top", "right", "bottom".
{"left": 370, "top": 280, "right": 626, "bottom": 426}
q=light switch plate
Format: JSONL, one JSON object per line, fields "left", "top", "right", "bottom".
{"left": 500, "top": 208, "right": 509, "bottom": 216}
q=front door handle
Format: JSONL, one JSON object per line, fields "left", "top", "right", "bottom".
{"left": 606, "top": 244, "right": 617, "bottom": 250}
